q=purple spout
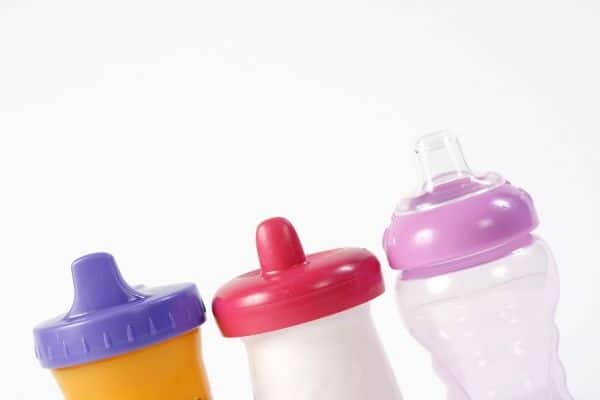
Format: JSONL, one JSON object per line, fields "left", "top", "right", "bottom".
{"left": 68, "top": 253, "right": 145, "bottom": 318}
{"left": 33, "top": 252, "right": 206, "bottom": 369}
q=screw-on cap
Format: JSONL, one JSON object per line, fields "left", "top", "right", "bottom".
{"left": 34, "top": 253, "right": 206, "bottom": 369}
{"left": 212, "top": 217, "right": 385, "bottom": 337}
{"left": 383, "top": 132, "right": 538, "bottom": 279}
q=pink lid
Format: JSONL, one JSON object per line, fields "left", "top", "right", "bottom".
{"left": 213, "top": 217, "right": 385, "bottom": 337}
{"left": 383, "top": 132, "right": 538, "bottom": 279}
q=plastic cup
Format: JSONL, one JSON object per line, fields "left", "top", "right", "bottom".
{"left": 34, "top": 253, "right": 212, "bottom": 400}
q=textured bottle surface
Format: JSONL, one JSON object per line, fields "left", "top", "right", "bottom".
{"left": 396, "top": 239, "right": 572, "bottom": 400}
{"left": 244, "top": 304, "right": 403, "bottom": 400}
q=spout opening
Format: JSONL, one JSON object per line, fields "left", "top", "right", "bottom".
{"left": 416, "top": 130, "right": 472, "bottom": 191}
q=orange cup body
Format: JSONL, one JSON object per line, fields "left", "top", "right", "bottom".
{"left": 53, "top": 328, "right": 211, "bottom": 400}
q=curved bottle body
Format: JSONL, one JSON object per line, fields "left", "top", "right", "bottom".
{"left": 243, "top": 304, "right": 403, "bottom": 400}
{"left": 396, "top": 238, "right": 571, "bottom": 400}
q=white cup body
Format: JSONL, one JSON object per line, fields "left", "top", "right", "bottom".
{"left": 243, "top": 303, "right": 403, "bottom": 400}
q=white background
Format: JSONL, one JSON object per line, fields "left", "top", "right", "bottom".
{"left": 1, "top": 0, "right": 599, "bottom": 398}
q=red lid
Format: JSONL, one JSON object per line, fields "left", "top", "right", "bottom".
{"left": 212, "top": 217, "right": 385, "bottom": 337}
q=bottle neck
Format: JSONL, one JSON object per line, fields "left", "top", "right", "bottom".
{"left": 401, "top": 233, "right": 534, "bottom": 280}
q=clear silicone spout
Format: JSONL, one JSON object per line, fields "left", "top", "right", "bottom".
{"left": 416, "top": 131, "right": 472, "bottom": 191}
{"left": 395, "top": 131, "right": 504, "bottom": 214}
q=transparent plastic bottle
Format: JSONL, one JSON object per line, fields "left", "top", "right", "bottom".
{"left": 383, "top": 132, "right": 572, "bottom": 400}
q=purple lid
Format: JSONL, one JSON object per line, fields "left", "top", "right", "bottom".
{"left": 33, "top": 253, "right": 206, "bottom": 369}
{"left": 383, "top": 132, "right": 538, "bottom": 279}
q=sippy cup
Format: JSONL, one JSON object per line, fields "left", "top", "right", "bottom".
{"left": 213, "top": 217, "right": 403, "bottom": 400}
{"left": 383, "top": 132, "right": 572, "bottom": 400}
{"left": 34, "top": 252, "right": 212, "bottom": 400}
